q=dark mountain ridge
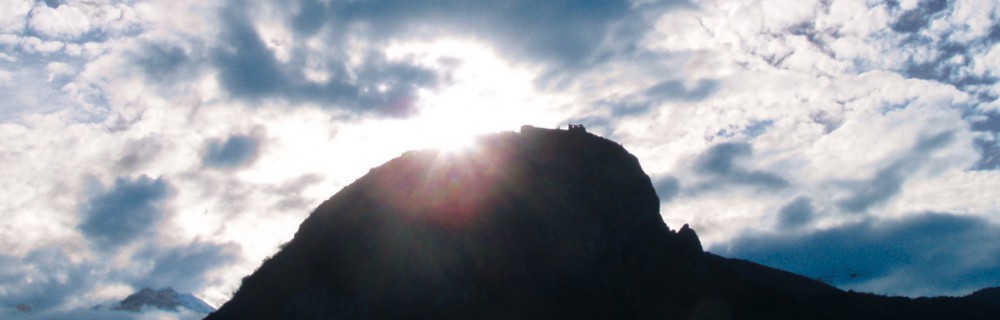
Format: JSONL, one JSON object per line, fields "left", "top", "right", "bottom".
{"left": 206, "top": 125, "right": 999, "bottom": 319}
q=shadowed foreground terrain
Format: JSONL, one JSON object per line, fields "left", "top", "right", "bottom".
{"left": 206, "top": 126, "right": 999, "bottom": 319}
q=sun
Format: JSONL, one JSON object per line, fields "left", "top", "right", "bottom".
{"left": 236, "top": 38, "right": 566, "bottom": 188}
{"left": 375, "top": 38, "right": 563, "bottom": 153}
{"left": 414, "top": 117, "right": 479, "bottom": 153}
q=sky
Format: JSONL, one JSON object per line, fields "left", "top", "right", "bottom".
{"left": 1, "top": 0, "right": 999, "bottom": 318}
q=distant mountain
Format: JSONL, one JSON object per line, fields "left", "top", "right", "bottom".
{"left": 206, "top": 125, "right": 999, "bottom": 319}
{"left": 701, "top": 252, "right": 842, "bottom": 297}
{"left": 115, "top": 287, "right": 214, "bottom": 314}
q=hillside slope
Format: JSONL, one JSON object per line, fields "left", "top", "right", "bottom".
{"left": 206, "top": 126, "right": 998, "bottom": 319}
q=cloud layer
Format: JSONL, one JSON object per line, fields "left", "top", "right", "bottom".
{"left": 1, "top": 0, "right": 999, "bottom": 316}
{"left": 716, "top": 212, "right": 1000, "bottom": 297}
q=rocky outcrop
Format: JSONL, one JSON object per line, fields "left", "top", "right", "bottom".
{"left": 207, "top": 126, "right": 705, "bottom": 319}
{"left": 206, "top": 125, "right": 1000, "bottom": 319}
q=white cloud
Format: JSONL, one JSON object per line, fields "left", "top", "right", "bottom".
{"left": 821, "top": 1, "right": 891, "bottom": 37}
{"left": 20, "top": 36, "right": 65, "bottom": 53}
{"left": 0, "top": 113, "right": 120, "bottom": 255}
{"left": 77, "top": 1, "right": 142, "bottom": 36}
{"left": 29, "top": 3, "right": 92, "bottom": 39}
{"left": 895, "top": 170, "right": 1000, "bottom": 221}
{"left": 0, "top": 0, "right": 32, "bottom": 33}
{"left": 1, "top": 0, "right": 999, "bottom": 314}
{"left": 46, "top": 61, "right": 74, "bottom": 82}
{"left": 898, "top": 0, "right": 921, "bottom": 11}
{"left": 630, "top": 0, "right": 995, "bottom": 255}
{"left": 941, "top": 0, "right": 998, "bottom": 43}
{"left": 133, "top": 1, "right": 221, "bottom": 40}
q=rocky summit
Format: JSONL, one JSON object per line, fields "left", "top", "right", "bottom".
{"left": 116, "top": 287, "right": 215, "bottom": 314}
{"left": 206, "top": 125, "right": 999, "bottom": 319}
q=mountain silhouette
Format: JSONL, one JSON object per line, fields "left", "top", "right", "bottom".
{"left": 206, "top": 125, "right": 999, "bottom": 319}
{"left": 968, "top": 287, "right": 1000, "bottom": 308}
{"left": 116, "top": 287, "right": 215, "bottom": 314}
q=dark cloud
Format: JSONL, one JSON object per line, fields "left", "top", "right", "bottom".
{"left": 811, "top": 111, "right": 844, "bottom": 134}
{"left": 913, "top": 128, "right": 958, "bottom": 152}
{"left": 836, "top": 132, "right": 952, "bottom": 213}
{"left": 207, "top": 0, "right": 691, "bottom": 115}
{"left": 989, "top": 23, "right": 1000, "bottom": 42}
{"left": 134, "top": 241, "right": 240, "bottom": 292}
{"left": 5, "top": 175, "right": 235, "bottom": 318}
{"left": 597, "top": 75, "right": 721, "bottom": 118}
{"left": 269, "top": 173, "right": 326, "bottom": 211}
{"left": 212, "top": 13, "right": 436, "bottom": 116}
{"left": 968, "top": 112, "right": 1000, "bottom": 170}
{"left": 902, "top": 42, "right": 998, "bottom": 89}
{"left": 785, "top": 20, "right": 835, "bottom": 61}
{"left": 134, "top": 43, "right": 193, "bottom": 83}
{"left": 30, "top": 309, "right": 179, "bottom": 320}
{"left": 601, "top": 99, "right": 655, "bottom": 118}
{"left": 0, "top": 241, "right": 236, "bottom": 319}
{"left": 203, "top": 134, "right": 262, "bottom": 169}
{"left": 691, "top": 142, "right": 788, "bottom": 190}
{"left": 116, "top": 137, "right": 167, "bottom": 172}
{"left": 742, "top": 120, "right": 773, "bottom": 138}
{"left": 654, "top": 176, "right": 681, "bottom": 202}
{"left": 970, "top": 112, "right": 1000, "bottom": 132}
{"left": 697, "top": 143, "right": 748, "bottom": 174}
{"left": 644, "top": 79, "right": 720, "bottom": 102}
{"left": 211, "top": 1, "right": 439, "bottom": 115}
{"left": 714, "top": 212, "right": 1000, "bottom": 296}
{"left": 973, "top": 138, "right": 1000, "bottom": 170}
{"left": 0, "top": 247, "right": 94, "bottom": 313}
{"left": 836, "top": 162, "right": 907, "bottom": 213}
{"left": 78, "top": 176, "right": 172, "bottom": 250}
{"left": 212, "top": 12, "right": 291, "bottom": 99}
{"left": 778, "top": 196, "right": 814, "bottom": 230}
{"left": 290, "top": 0, "right": 640, "bottom": 66}
{"left": 714, "top": 120, "right": 776, "bottom": 139}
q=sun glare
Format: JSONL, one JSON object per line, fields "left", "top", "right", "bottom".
{"left": 413, "top": 113, "right": 479, "bottom": 153}
{"left": 376, "top": 38, "right": 564, "bottom": 153}
{"left": 236, "top": 38, "right": 566, "bottom": 195}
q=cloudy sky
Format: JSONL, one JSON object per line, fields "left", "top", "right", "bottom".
{"left": 2, "top": 0, "right": 999, "bottom": 317}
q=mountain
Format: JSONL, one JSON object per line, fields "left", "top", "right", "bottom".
{"left": 968, "top": 287, "right": 1000, "bottom": 307}
{"left": 206, "top": 125, "right": 999, "bottom": 319}
{"left": 115, "top": 287, "right": 214, "bottom": 314}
